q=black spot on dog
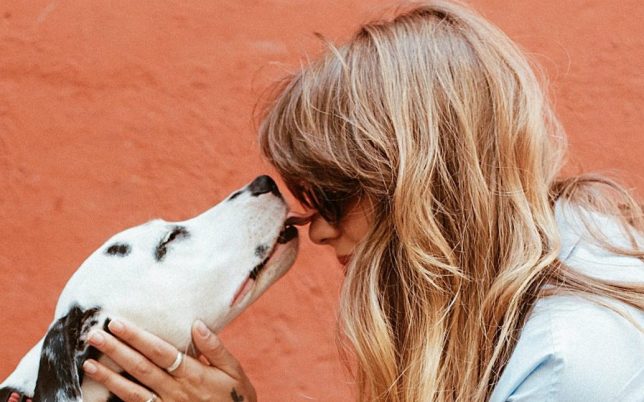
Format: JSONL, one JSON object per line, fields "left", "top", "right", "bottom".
{"left": 106, "top": 243, "right": 131, "bottom": 256}
{"left": 255, "top": 244, "right": 269, "bottom": 259}
{"left": 155, "top": 226, "right": 189, "bottom": 261}
{"left": 228, "top": 190, "right": 242, "bottom": 201}
{"left": 249, "top": 259, "right": 267, "bottom": 281}
{"left": 156, "top": 247, "right": 167, "bottom": 261}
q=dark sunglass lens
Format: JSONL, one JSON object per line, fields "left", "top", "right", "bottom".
{"left": 321, "top": 190, "right": 348, "bottom": 224}
{"left": 303, "top": 186, "right": 353, "bottom": 224}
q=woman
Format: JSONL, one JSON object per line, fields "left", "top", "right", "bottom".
{"left": 82, "top": 1, "right": 644, "bottom": 401}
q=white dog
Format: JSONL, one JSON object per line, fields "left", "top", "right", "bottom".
{"left": 0, "top": 175, "right": 300, "bottom": 402}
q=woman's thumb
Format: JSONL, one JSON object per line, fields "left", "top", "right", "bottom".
{"left": 192, "top": 320, "right": 242, "bottom": 378}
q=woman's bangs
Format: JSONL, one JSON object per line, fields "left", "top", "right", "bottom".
{"left": 259, "top": 58, "right": 360, "bottom": 222}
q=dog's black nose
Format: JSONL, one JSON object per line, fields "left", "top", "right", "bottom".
{"left": 248, "top": 175, "right": 281, "bottom": 198}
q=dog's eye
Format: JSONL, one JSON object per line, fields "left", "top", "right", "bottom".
{"left": 162, "top": 226, "right": 189, "bottom": 244}
{"left": 155, "top": 226, "right": 190, "bottom": 261}
{"left": 105, "top": 243, "right": 131, "bottom": 257}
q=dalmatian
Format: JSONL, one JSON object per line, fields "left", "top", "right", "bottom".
{"left": 0, "top": 175, "right": 301, "bottom": 402}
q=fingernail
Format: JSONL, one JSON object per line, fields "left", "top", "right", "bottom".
{"left": 89, "top": 331, "right": 105, "bottom": 346}
{"left": 109, "top": 319, "right": 125, "bottom": 334}
{"left": 83, "top": 360, "right": 97, "bottom": 374}
{"left": 195, "top": 320, "right": 210, "bottom": 338}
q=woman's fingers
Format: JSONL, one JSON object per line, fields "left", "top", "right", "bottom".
{"left": 191, "top": 320, "right": 242, "bottom": 379}
{"left": 85, "top": 321, "right": 257, "bottom": 402}
{"left": 106, "top": 319, "right": 186, "bottom": 374}
{"left": 83, "top": 359, "right": 161, "bottom": 402}
{"left": 190, "top": 324, "right": 257, "bottom": 402}
{"left": 87, "top": 329, "right": 169, "bottom": 392}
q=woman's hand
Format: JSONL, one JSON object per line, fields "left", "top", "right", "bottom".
{"left": 82, "top": 319, "right": 256, "bottom": 402}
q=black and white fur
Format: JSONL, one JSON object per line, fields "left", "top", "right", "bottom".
{"left": 0, "top": 175, "right": 299, "bottom": 402}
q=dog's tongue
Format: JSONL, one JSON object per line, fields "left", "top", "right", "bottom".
{"left": 231, "top": 276, "right": 255, "bottom": 307}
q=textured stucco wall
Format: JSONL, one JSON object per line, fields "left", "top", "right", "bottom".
{"left": 0, "top": 1, "right": 642, "bottom": 400}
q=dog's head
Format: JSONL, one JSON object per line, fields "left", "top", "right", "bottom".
{"left": 55, "top": 175, "right": 299, "bottom": 344}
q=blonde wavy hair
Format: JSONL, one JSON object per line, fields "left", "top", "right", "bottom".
{"left": 256, "top": 1, "right": 644, "bottom": 401}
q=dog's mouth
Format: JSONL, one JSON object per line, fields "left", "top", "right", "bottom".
{"left": 230, "top": 216, "right": 300, "bottom": 307}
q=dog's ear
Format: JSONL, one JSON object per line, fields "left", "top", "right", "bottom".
{"left": 33, "top": 305, "right": 101, "bottom": 402}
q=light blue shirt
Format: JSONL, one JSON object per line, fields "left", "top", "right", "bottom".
{"left": 490, "top": 201, "right": 644, "bottom": 402}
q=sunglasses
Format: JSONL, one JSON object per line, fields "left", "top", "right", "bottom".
{"left": 301, "top": 186, "right": 356, "bottom": 225}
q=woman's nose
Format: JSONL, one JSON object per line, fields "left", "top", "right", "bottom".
{"left": 286, "top": 209, "right": 340, "bottom": 245}
{"left": 308, "top": 213, "right": 341, "bottom": 245}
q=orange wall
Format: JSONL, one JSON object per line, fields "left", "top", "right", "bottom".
{"left": 0, "top": 1, "right": 642, "bottom": 400}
